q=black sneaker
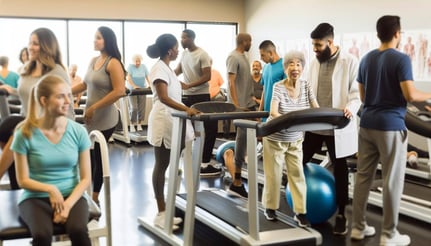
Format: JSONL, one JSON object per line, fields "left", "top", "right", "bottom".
{"left": 333, "top": 214, "right": 348, "bottom": 235}
{"left": 264, "top": 209, "right": 277, "bottom": 221}
{"left": 294, "top": 214, "right": 311, "bottom": 227}
{"left": 228, "top": 183, "right": 248, "bottom": 198}
{"left": 200, "top": 165, "right": 222, "bottom": 176}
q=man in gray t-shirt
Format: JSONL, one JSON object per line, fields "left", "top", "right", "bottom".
{"left": 175, "top": 29, "right": 221, "bottom": 176}
{"left": 225, "top": 33, "right": 256, "bottom": 198}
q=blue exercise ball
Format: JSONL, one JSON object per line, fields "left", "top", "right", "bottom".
{"left": 215, "top": 141, "right": 235, "bottom": 164}
{"left": 285, "top": 163, "right": 337, "bottom": 224}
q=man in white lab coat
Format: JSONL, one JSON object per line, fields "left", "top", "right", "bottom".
{"left": 303, "top": 22, "right": 361, "bottom": 235}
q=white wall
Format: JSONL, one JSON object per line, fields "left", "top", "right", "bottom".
{"left": 245, "top": 0, "right": 431, "bottom": 60}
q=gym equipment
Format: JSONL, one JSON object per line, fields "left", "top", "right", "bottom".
{"left": 286, "top": 163, "right": 337, "bottom": 224}
{"left": 0, "top": 88, "right": 10, "bottom": 119}
{"left": 348, "top": 101, "right": 431, "bottom": 223}
{"left": 138, "top": 101, "right": 349, "bottom": 245}
{"left": 215, "top": 140, "right": 235, "bottom": 164}
{"left": 0, "top": 130, "right": 113, "bottom": 246}
{"left": 112, "top": 87, "right": 152, "bottom": 145}
{"left": 128, "top": 88, "right": 152, "bottom": 143}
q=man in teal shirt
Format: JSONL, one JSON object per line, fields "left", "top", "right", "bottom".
{"left": 258, "top": 40, "right": 286, "bottom": 121}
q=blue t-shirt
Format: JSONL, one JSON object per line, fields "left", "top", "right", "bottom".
{"left": 261, "top": 59, "right": 286, "bottom": 121}
{"left": 357, "top": 48, "right": 413, "bottom": 131}
{"left": 127, "top": 64, "right": 149, "bottom": 88}
{"left": 11, "top": 119, "right": 91, "bottom": 204}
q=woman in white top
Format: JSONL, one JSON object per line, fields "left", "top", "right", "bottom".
{"left": 146, "top": 33, "right": 199, "bottom": 231}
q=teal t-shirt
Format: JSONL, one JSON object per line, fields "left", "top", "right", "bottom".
{"left": 0, "top": 71, "right": 19, "bottom": 88}
{"left": 11, "top": 119, "right": 91, "bottom": 204}
{"left": 127, "top": 64, "right": 149, "bottom": 88}
{"left": 261, "top": 59, "right": 286, "bottom": 121}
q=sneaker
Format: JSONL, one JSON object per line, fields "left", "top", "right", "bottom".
{"left": 407, "top": 151, "right": 418, "bottom": 169}
{"left": 136, "top": 124, "right": 143, "bottom": 131}
{"left": 228, "top": 183, "right": 248, "bottom": 198}
{"left": 294, "top": 214, "right": 311, "bottom": 227}
{"left": 108, "top": 136, "right": 115, "bottom": 143}
{"left": 380, "top": 231, "right": 410, "bottom": 246}
{"left": 333, "top": 214, "right": 348, "bottom": 235}
{"left": 351, "top": 224, "right": 376, "bottom": 240}
{"left": 153, "top": 212, "right": 182, "bottom": 231}
{"left": 200, "top": 165, "right": 222, "bottom": 176}
{"left": 129, "top": 125, "right": 136, "bottom": 133}
{"left": 264, "top": 209, "right": 277, "bottom": 221}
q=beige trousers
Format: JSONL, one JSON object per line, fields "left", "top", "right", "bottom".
{"left": 262, "top": 137, "right": 307, "bottom": 214}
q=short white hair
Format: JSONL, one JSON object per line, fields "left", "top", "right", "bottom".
{"left": 132, "top": 54, "right": 143, "bottom": 62}
{"left": 283, "top": 50, "right": 306, "bottom": 68}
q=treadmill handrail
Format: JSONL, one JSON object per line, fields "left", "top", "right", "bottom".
{"left": 405, "top": 110, "right": 431, "bottom": 138}
{"left": 172, "top": 111, "right": 268, "bottom": 121}
{"left": 234, "top": 107, "right": 350, "bottom": 137}
{"left": 172, "top": 101, "right": 269, "bottom": 121}
{"left": 128, "top": 87, "right": 152, "bottom": 96}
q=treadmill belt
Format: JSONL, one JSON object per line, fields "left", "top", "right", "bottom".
{"left": 179, "top": 191, "right": 293, "bottom": 233}
{"left": 403, "top": 182, "right": 431, "bottom": 202}
{"left": 373, "top": 179, "right": 431, "bottom": 203}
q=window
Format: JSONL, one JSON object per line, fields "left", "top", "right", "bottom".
{"left": 0, "top": 18, "right": 67, "bottom": 72}
{"left": 124, "top": 21, "right": 184, "bottom": 71}
{"left": 68, "top": 20, "right": 123, "bottom": 78}
{"left": 0, "top": 17, "right": 237, "bottom": 87}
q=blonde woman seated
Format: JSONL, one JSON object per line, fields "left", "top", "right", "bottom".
{"left": 11, "top": 75, "right": 92, "bottom": 246}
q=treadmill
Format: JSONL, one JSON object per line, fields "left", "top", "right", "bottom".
{"left": 349, "top": 101, "right": 431, "bottom": 223}
{"left": 138, "top": 102, "right": 350, "bottom": 245}
{"left": 127, "top": 88, "right": 152, "bottom": 143}
{"left": 112, "top": 88, "right": 152, "bottom": 145}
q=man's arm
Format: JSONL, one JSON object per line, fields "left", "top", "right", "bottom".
{"left": 400, "top": 80, "right": 431, "bottom": 102}
{"left": 227, "top": 72, "right": 239, "bottom": 107}
{"left": 183, "top": 66, "right": 211, "bottom": 89}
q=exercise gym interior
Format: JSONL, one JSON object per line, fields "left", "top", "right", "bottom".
{"left": 1, "top": 0, "right": 431, "bottom": 245}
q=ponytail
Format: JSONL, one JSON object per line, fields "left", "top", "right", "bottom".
{"left": 19, "top": 86, "right": 39, "bottom": 138}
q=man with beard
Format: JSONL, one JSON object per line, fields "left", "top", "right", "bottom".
{"left": 175, "top": 29, "right": 221, "bottom": 176}
{"left": 251, "top": 60, "right": 263, "bottom": 107}
{"left": 226, "top": 33, "right": 256, "bottom": 198}
{"left": 351, "top": 15, "right": 431, "bottom": 245}
{"left": 303, "top": 23, "right": 361, "bottom": 235}
{"left": 258, "top": 40, "right": 286, "bottom": 122}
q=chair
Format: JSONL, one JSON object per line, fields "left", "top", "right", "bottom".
{"left": 0, "top": 130, "right": 112, "bottom": 246}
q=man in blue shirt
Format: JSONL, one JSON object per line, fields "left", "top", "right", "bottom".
{"left": 258, "top": 40, "right": 286, "bottom": 122}
{"left": 351, "top": 15, "right": 431, "bottom": 246}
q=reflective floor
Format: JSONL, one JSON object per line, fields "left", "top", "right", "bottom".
{"left": 4, "top": 141, "right": 431, "bottom": 245}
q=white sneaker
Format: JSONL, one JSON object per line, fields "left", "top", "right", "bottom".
{"left": 153, "top": 212, "right": 182, "bottom": 231}
{"left": 136, "top": 124, "right": 143, "bottom": 131}
{"left": 380, "top": 231, "right": 410, "bottom": 246}
{"left": 129, "top": 125, "right": 136, "bottom": 133}
{"left": 351, "top": 224, "right": 376, "bottom": 240}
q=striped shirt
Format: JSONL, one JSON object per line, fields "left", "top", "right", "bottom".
{"left": 267, "top": 79, "right": 316, "bottom": 142}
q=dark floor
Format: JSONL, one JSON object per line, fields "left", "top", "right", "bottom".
{"left": 5, "top": 141, "right": 431, "bottom": 245}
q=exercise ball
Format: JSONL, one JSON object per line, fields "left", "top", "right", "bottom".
{"left": 215, "top": 141, "right": 235, "bottom": 164}
{"left": 285, "top": 163, "right": 337, "bottom": 224}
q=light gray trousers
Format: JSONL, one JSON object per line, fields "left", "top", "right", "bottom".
{"left": 352, "top": 128, "right": 407, "bottom": 237}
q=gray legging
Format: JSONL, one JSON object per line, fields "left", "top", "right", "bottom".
{"left": 19, "top": 197, "right": 91, "bottom": 246}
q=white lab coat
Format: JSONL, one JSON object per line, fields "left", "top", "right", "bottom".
{"left": 308, "top": 49, "right": 361, "bottom": 158}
